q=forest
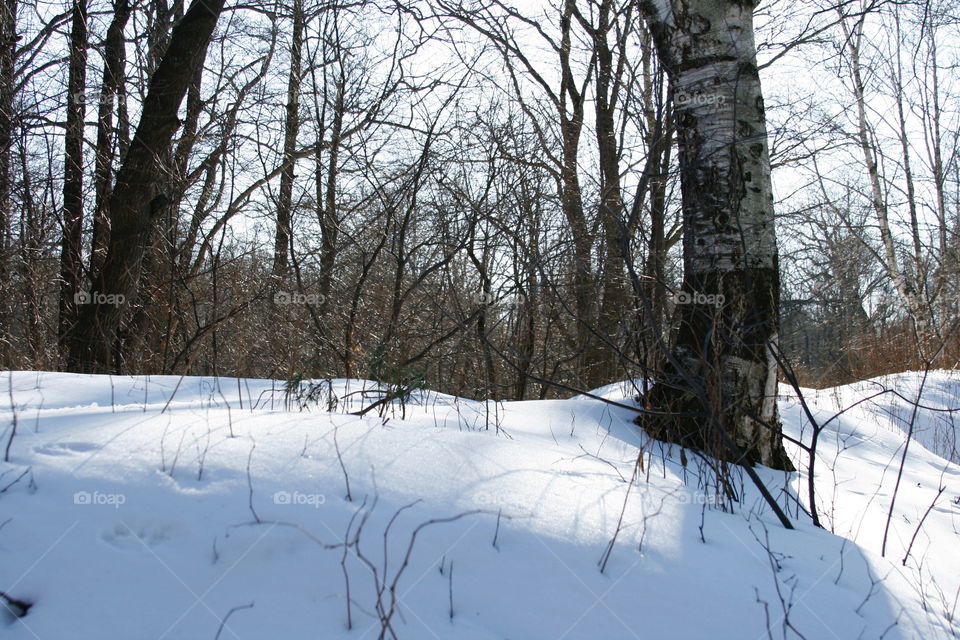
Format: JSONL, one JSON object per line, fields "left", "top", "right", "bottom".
{"left": 0, "top": 0, "right": 954, "bottom": 399}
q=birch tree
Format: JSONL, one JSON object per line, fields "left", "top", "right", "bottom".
{"left": 638, "top": 0, "right": 793, "bottom": 470}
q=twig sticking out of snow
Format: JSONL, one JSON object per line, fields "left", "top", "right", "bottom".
{"left": 213, "top": 601, "right": 254, "bottom": 640}
{"left": 447, "top": 560, "right": 454, "bottom": 621}
{"left": 4, "top": 371, "right": 17, "bottom": 462}
{"left": 246, "top": 441, "right": 260, "bottom": 523}
{"left": 333, "top": 424, "right": 353, "bottom": 502}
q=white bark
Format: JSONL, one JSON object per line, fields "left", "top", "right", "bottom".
{"left": 640, "top": 0, "right": 790, "bottom": 469}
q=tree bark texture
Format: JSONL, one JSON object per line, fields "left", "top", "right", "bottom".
{"left": 638, "top": 0, "right": 793, "bottom": 470}
{"left": 68, "top": 0, "right": 226, "bottom": 372}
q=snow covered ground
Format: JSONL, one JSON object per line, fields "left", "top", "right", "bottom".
{"left": 0, "top": 371, "right": 957, "bottom": 639}
{"left": 800, "top": 370, "right": 960, "bottom": 464}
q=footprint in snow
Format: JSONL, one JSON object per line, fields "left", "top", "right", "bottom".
{"left": 101, "top": 519, "right": 185, "bottom": 552}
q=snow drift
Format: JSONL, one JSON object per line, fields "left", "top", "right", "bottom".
{"left": 0, "top": 371, "right": 957, "bottom": 639}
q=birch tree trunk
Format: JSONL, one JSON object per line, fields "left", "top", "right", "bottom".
{"left": 638, "top": 0, "right": 792, "bottom": 470}
{"left": 841, "top": 13, "right": 937, "bottom": 349}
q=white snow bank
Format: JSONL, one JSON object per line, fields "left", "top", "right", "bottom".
{"left": 0, "top": 370, "right": 956, "bottom": 639}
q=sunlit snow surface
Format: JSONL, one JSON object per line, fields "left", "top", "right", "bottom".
{"left": 1, "top": 371, "right": 957, "bottom": 639}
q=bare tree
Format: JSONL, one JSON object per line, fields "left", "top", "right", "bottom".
{"left": 0, "top": 0, "right": 16, "bottom": 361}
{"left": 68, "top": 0, "right": 227, "bottom": 372}
{"left": 272, "top": 0, "right": 305, "bottom": 277}
{"left": 90, "top": 0, "right": 132, "bottom": 275}
{"left": 57, "top": 0, "right": 89, "bottom": 349}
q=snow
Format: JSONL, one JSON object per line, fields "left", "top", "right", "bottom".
{"left": 1, "top": 370, "right": 957, "bottom": 639}
{"left": 795, "top": 370, "right": 960, "bottom": 464}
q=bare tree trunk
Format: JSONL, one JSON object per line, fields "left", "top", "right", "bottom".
{"left": 513, "top": 174, "right": 542, "bottom": 400}
{"left": 922, "top": 21, "right": 949, "bottom": 326}
{"left": 588, "top": 0, "right": 630, "bottom": 388}
{"left": 468, "top": 225, "right": 498, "bottom": 398}
{"left": 18, "top": 127, "right": 45, "bottom": 366}
{"left": 316, "top": 68, "right": 344, "bottom": 320}
{"left": 90, "top": 0, "right": 130, "bottom": 275}
{"left": 639, "top": 0, "right": 792, "bottom": 470}
{"left": 842, "top": 13, "right": 934, "bottom": 345}
{"left": 272, "top": 0, "right": 304, "bottom": 277}
{"left": 67, "top": 0, "right": 226, "bottom": 373}
{"left": 57, "top": 0, "right": 89, "bottom": 351}
{"left": 0, "top": 0, "right": 16, "bottom": 364}
{"left": 557, "top": 0, "right": 598, "bottom": 389}
{"left": 633, "top": 31, "right": 672, "bottom": 371}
